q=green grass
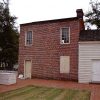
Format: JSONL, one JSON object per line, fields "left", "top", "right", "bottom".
{"left": 0, "top": 85, "right": 91, "bottom": 100}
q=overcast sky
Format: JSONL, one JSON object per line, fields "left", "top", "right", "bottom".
{"left": 8, "top": 0, "right": 93, "bottom": 28}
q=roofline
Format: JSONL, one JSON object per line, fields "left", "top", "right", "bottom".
{"left": 20, "top": 17, "right": 78, "bottom": 26}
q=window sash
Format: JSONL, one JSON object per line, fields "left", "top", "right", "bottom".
{"left": 61, "top": 28, "right": 69, "bottom": 43}
{"left": 26, "top": 31, "right": 32, "bottom": 45}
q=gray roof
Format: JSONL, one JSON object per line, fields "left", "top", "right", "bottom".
{"left": 79, "top": 30, "right": 100, "bottom": 41}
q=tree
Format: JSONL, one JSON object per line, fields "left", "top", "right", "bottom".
{"left": 0, "top": 0, "right": 19, "bottom": 70}
{"left": 85, "top": 0, "right": 100, "bottom": 29}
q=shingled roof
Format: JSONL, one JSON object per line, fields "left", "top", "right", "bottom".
{"left": 79, "top": 30, "right": 100, "bottom": 41}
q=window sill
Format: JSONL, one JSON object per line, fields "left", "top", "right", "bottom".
{"left": 24, "top": 44, "right": 33, "bottom": 47}
{"left": 60, "top": 43, "right": 70, "bottom": 45}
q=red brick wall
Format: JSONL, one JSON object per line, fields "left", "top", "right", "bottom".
{"left": 18, "top": 19, "right": 83, "bottom": 81}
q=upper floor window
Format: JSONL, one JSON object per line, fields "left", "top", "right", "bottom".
{"left": 61, "top": 27, "right": 70, "bottom": 44}
{"left": 25, "top": 31, "right": 32, "bottom": 45}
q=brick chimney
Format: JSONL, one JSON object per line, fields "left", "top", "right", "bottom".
{"left": 76, "top": 9, "right": 84, "bottom": 19}
{"left": 76, "top": 9, "right": 84, "bottom": 30}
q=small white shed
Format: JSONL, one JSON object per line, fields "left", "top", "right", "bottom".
{"left": 78, "top": 30, "right": 100, "bottom": 83}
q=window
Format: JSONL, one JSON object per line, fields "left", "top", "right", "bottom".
{"left": 61, "top": 27, "right": 70, "bottom": 44}
{"left": 60, "top": 56, "right": 70, "bottom": 73}
{"left": 26, "top": 31, "right": 32, "bottom": 45}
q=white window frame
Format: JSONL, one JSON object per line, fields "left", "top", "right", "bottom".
{"left": 60, "top": 27, "right": 70, "bottom": 44}
{"left": 25, "top": 31, "right": 33, "bottom": 46}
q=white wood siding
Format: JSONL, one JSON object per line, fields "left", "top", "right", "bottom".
{"left": 79, "top": 42, "right": 100, "bottom": 83}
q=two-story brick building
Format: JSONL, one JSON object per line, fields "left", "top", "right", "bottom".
{"left": 18, "top": 9, "right": 84, "bottom": 81}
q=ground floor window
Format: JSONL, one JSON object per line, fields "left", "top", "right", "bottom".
{"left": 60, "top": 56, "right": 70, "bottom": 73}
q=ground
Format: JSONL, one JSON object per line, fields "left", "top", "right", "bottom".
{"left": 0, "top": 85, "right": 90, "bottom": 100}
{"left": 0, "top": 79, "right": 100, "bottom": 100}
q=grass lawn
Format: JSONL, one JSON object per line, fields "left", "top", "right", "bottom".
{"left": 0, "top": 85, "right": 90, "bottom": 100}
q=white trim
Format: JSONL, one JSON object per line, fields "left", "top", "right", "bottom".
{"left": 25, "top": 30, "right": 33, "bottom": 46}
{"left": 24, "top": 60, "right": 32, "bottom": 79}
{"left": 79, "top": 41, "right": 100, "bottom": 44}
{"left": 60, "top": 27, "right": 70, "bottom": 44}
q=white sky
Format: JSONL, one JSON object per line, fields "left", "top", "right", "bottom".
{"left": 8, "top": 0, "right": 92, "bottom": 28}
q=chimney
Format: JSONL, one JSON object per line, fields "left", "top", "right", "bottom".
{"left": 76, "top": 9, "right": 84, "bottom": 19}
{"left": 76, "top": 9, "right": 85, "bottom": 30}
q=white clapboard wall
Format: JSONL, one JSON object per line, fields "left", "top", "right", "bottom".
{"left": 79, "top": 42, "right": 100, "bottom": 83}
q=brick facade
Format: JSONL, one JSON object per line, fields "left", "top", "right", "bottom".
{"left": 18, "top": 9, "right": 84, "bottom": 81}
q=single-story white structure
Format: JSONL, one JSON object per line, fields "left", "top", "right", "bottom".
{"left": 79, "top": 30, "right": 100, "bottom": 83}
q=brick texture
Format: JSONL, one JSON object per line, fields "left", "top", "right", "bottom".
{"left": 18, "top": 18, "right": 84, "bottom": 81}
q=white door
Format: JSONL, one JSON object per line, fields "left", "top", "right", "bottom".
{"left": 24, "top": 60, "right": 32, "bottom": 79}
{"left": 92, "top": 60, "right": 100, "bottom": 82}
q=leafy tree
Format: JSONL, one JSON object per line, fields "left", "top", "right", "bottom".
{"left": 0, "top": 0, "right": 19, "bottom": 70}
{"left": 85, "top": 0, "right": 100, "bottom": 29}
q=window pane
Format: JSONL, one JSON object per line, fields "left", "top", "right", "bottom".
{"left": 26, "top": 31, "right": 32, "bottom": 45}
{"left": 61, "top": 28, "right": 69, "bottom": 43}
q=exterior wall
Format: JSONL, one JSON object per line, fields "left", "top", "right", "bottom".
{"left": 19, "top": 19, "right": 81, "bottom": 81}
{"left": 79, "top": 42, "right": 100, "bottom": 83}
